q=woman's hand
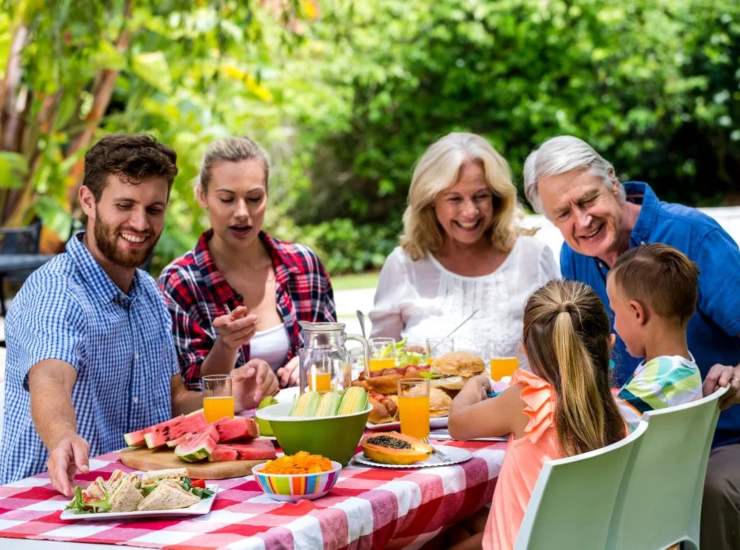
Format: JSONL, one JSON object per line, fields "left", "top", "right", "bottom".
{"left": 213, "top": 306, "right": 258, "bottom": 351}
{"left": 232, "top": 359, "right": 279, "bottom": 411}
{"left": 276, "top": 356, "right": 300, "bottom": 387}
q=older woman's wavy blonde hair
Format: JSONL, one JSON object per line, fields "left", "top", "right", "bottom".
{"left": 400, "top": 132, "right": 520, "bottom": 260}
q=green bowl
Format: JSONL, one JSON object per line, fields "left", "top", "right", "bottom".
{"left": 255, "top": 402, "right": 371, "bottom": 465}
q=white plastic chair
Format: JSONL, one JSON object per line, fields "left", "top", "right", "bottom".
{"left": 606, "top": 386, "right": 728, "bottom": 550}
{"left": 515, "top": 422, "right": 648, "bottom": 550}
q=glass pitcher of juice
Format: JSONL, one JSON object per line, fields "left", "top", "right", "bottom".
{"left": 298, "top": 321, "right": 369, "bottom": 394}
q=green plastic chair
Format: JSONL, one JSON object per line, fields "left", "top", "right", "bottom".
{"left": 606, "top": 386, "right": 728, "bottom": 550}
{"left": 515, "top": 422, "right": 648, "bottom": 550}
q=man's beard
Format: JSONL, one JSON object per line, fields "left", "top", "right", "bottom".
{"left": 93, "top": 213, "right": 158, "bottom": 269}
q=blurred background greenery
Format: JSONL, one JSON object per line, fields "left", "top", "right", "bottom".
{"left": 0, "top": 0, "right": 737, "bottom": 276}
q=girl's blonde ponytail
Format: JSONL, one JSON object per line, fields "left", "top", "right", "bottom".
{"left": 552, "top": 310, "right": 608, "bottom": 455}
{"left": 523, "top": 281, "right": 625, "bottom": 456}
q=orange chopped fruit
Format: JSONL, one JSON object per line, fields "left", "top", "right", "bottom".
{"left": 262, "top": 451, "right": 333, "bottom": 474}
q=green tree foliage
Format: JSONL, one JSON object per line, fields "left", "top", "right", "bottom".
{"left": 291, "top": 0, "right": 739, "bottom": 267}
{"left": 0, "top": 0, "right": 737, "bottom": 276}
{"left": 0, "top": 0, "right": 307, "bottom": 267}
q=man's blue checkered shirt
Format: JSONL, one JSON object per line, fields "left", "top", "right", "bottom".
{"left": 0, "top": 233, "right": 178, "bottom": 483}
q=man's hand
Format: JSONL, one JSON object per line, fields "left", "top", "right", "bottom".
{"left": 276, "top": 356, "right": 300, "bottom": 387}
{"left": 213, "top": 306, "right": 258, "bottom": 351}
{"left": 703, "top": 363, "right": 740, "bottom": 409}
{"left": 233, "top": 359, "right": 279, "bottom": 411}
{"left": 47, "top": 433, "right": 89, "bottom": 497}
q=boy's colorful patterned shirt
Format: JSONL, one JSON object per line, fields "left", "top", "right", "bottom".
{"left": 617, "top": 354, "right": 703, "bottom": 429}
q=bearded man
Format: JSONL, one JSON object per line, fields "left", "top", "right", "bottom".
{"left": 0, "top": 135, "right": 278, "bottom": 493}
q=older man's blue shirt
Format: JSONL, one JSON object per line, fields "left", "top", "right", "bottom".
{"left": 561, "top": 182, "right": 740, "bottom": 446}
{"left": 0, "top": 233, "right": 179, "bottom": 483}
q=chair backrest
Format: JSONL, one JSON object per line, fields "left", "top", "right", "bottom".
{"left": 515, "top": 422, "right": 648, "bottom": 550}
{"left": 607, "top": 386, "right": 728, "bottom": 550}
{"left": 0, "top": 220, "right": 41, "bottom": 255}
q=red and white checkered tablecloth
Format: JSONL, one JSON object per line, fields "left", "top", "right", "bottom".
{"left": 0, "top": 440, "right": 505, "bottom": 549}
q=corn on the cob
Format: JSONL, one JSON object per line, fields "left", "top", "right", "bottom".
{"left": 290, "top": 391, "right": 321, "bottom": 417}
{"left": 315, "top": 391, "right": 343, "bottom": 417}
{"left": 338, "top": 387, "right": 368, "bottom": 415}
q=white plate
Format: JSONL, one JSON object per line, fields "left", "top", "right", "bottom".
{"left": 352, "top": 445, "right": 472, "bottom": 469}
{"left": 60, "top": 485, "right": 218, "bottom": 521}
{"left": 366, "top": 416, "right": 448, "bottom": 431}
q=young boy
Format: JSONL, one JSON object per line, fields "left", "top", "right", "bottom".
{"left": 606, "top": 243, "right": 703, "bottom": 428}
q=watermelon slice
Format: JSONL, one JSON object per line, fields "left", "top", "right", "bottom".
{"left": 123, "top": 429, "right": 147, "bottom": 448}
{"left": 219, "top": 439, "right": 277, "bottom": 460}
{"left": 124, "top": 410, "right": 209, "bottom": 449}
{"left": 124, "top": 416, "right": 183, "bottom": 448}
{"left": 212, "top": 417, "right": 258, "bottom": 443}
{"left": 144, "top": 411, "right": 209, "bottom": 449}
{"left": 174, "top": 428, "right": 218, "bottom": 463}
{"left": 209, "top": 446, "right": 239, "bottom": 462}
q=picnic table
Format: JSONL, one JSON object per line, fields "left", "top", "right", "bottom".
{"left": 0, "top": 439, "right": 505, "bottom": 549}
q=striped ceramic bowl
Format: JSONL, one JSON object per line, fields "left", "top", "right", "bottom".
{"left": 252, "top": 460, "right": 342, "bottom": 502}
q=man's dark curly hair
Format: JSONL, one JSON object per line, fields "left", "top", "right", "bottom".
{"left": 83, "top": 134, "right": 178, "bottom": 199}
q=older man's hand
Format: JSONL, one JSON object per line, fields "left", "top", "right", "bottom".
{"left": 703, "top": 363, "right": 740, "bottom": 409}
{"left": 233, "top": 359, "right": 279, "bottom": 411}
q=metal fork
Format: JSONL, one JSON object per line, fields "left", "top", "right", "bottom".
{"left": 431, "top": 445, "right": 452, "bottom": 463}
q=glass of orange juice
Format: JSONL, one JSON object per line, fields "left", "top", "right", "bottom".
{"left": 398, "top": 378, "right": 431, "bottom": 441}
{"left": 309, "top": 363, "right": 333, "bottom": 393}
{"left": 369, "top": 337, "right": 397, "bottom": 373}
{"left": 202, "top": 374, "right": 234, "bottom": 423}
{"left": 490, "top": 356, "right": 519, "bottom": 380}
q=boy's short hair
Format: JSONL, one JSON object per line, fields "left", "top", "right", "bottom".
{"left": 610, "top": 243, "right": 699, "bottom": 324}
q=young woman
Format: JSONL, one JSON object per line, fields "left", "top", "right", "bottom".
{"left": 159, "top": 136, "right": 335, "bottom": 388}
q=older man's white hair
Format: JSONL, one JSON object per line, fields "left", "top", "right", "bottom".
{"left": 523, "top": 136, "right": 624, "bottom": 214}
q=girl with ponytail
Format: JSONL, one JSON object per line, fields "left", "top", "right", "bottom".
{"left": 447, "top": 280, "right": 625, "bottom": 549}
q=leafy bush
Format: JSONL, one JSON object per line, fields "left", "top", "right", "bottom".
{"left": 274, "top": 218, "right": 401, "bottom": 275}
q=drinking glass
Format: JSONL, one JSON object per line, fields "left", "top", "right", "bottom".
{"left": 202, "top": 374, "right": 234, "bottom": 422}
{"left": 398, "top": 378, "right": 431, "bottom": 441}
{"left": 426, "top": 337, "right": 454, "bottom": 358}
{"left": 369, "top": 337, "right": 397, "bottom": 373}
{"left": 490, "top": 356, "right": 519, "bottom": 380}
{"left": 347, "top": 346, "right": 368, "bottom": 382}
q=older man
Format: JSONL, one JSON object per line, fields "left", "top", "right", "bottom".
{"left": 0, "top": 134, "right": 278, "bottom": 495}
{"left": 524, "top": 135, "right": 740, "bottom": 549}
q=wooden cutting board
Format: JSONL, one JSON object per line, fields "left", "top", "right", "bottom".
{"left": 118, "top": 448, "right": 265, "bottom": 479}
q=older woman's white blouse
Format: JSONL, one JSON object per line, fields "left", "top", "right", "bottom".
{"left": 369, "top": 236, "right": 559, "bottom": 364}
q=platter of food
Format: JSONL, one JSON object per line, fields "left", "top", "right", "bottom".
{"left": 119, "top": 414, "right": 276, "bottom": 479}
{"left": 61, "top": 468, "right": 217, "bottom": 520}
{"left": 352, "top": 432, "right": 472, "bottom": 469}
{"left": 353, "top": 351, "right": 486, "bottom": 427}
{"left": 353, "top": 446, "right": 472, "bottom": 469}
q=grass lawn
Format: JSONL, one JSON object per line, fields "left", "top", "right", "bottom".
{"left": 331, "top": 271, "right": 380, "bottom": 291}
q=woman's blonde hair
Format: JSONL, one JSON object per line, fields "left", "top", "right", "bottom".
{"left": 400, "top": 132, "right": 520, "bottom": 260}
{"left": 523, "top": 280, "right": 625, "bottom": 456}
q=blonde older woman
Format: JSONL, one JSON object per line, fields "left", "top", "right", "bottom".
{"left": 370, "top": 132, "right": 558, "bottom": 362}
